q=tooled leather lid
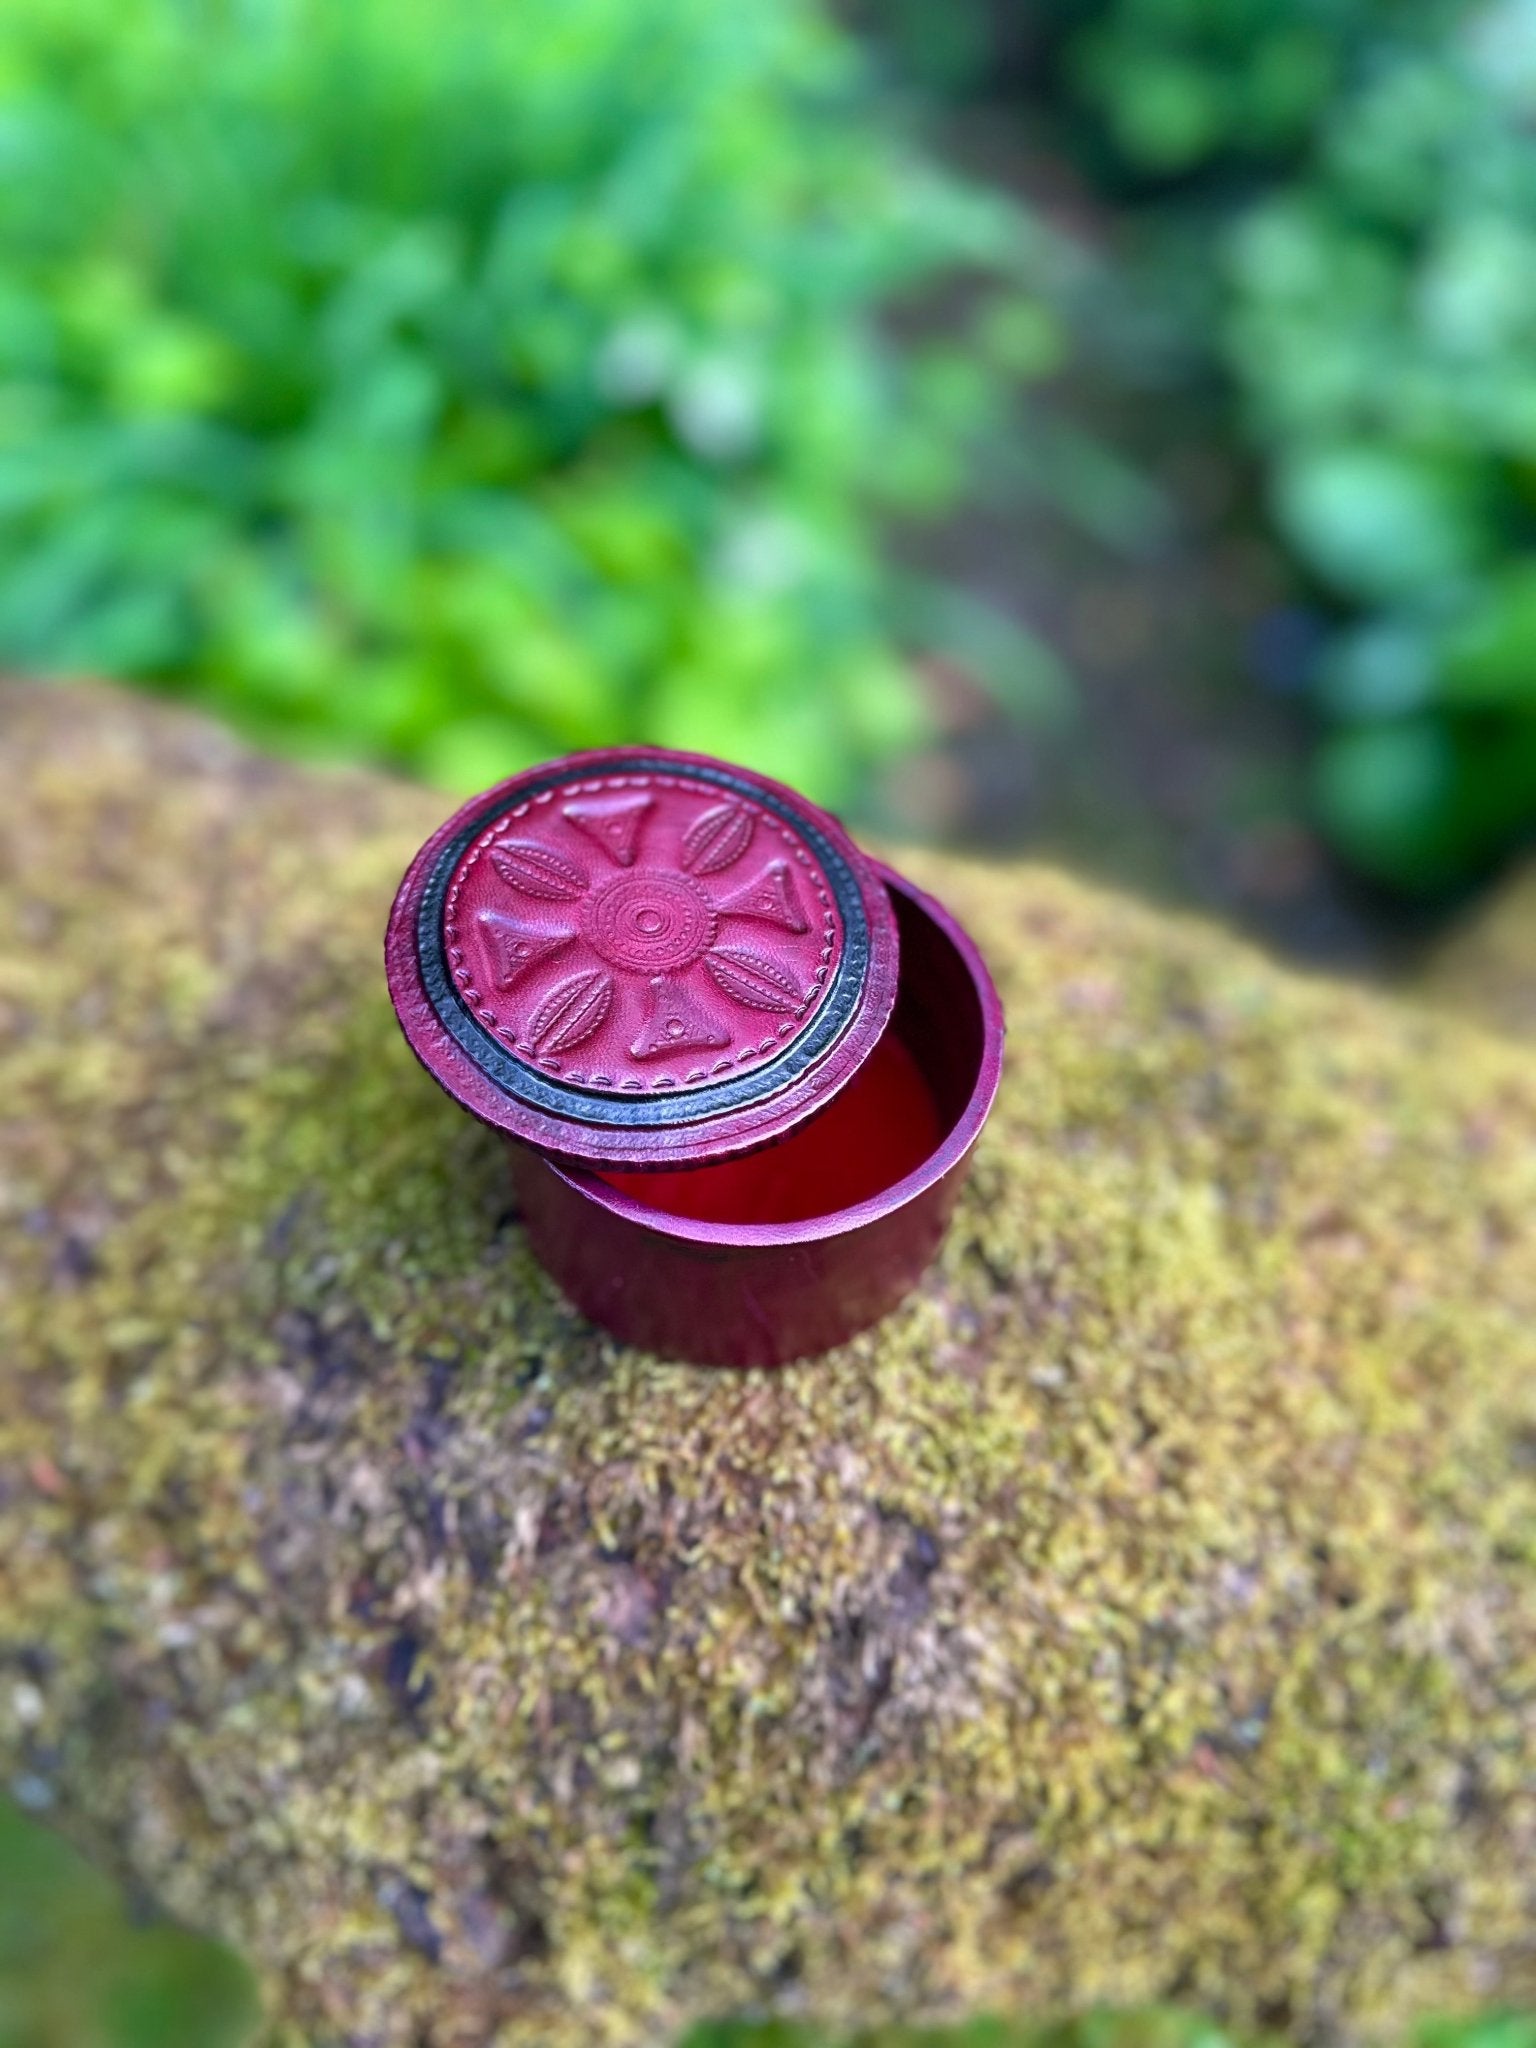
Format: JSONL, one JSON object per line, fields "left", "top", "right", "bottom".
{"left": 385, "top": 748, "right": 900, "bottom": 1167}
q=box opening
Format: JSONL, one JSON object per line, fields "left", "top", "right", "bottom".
{"left": 593, "top": 882, "right": 985, "bottom": 1227}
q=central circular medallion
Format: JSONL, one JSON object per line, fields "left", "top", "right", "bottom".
{"left": 582, "top": 870, "right": 718, "bottom": 973}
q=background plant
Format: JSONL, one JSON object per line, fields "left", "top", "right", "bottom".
{"left": 0, "top": 0, "right": 1062, "bottom": 803}
{"left": 1052, "top": 0, "right": 1536, "bottom": 893}
{"left": 1226, "top": 4, "right": 1536, "bottom": 889}
{"left": 870, "top": 0, "right": 1536, "bottom": 895}
{"left": 1061, "top": 0, "right": 1451, "bottom": 180}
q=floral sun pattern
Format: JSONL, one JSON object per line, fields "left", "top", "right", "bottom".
{"left": 441, "top": 772, "right": 844, "bottom": 1094}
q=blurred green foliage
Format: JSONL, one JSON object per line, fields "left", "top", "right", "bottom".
{"left": 0, "top": 0, "right": 1057, "bottom": 802}
{"left": 1227, "top": 7, "right": 1536, "bottom": 889}
{"left": 1063, "top": 0, "right": 1447, "bottom": 180}
{"left": 0, "top": 1797, "right": 258, "bottom": 2048}
{"left": 1058, "top": 0, "right": 1536, "bottom": 890}
{"left": 875, "top": 0, "right": 1536, "bottom": 893}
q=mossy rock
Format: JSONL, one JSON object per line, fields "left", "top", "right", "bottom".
{"left": 1, "top": 682, "right": 1534, "bottom": 2048}
{"left": 1418, "top": 868, "right": 1536, "bottom": 1041}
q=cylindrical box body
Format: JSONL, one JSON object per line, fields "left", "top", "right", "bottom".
{"left": 506, "top": 868, "right": 1002, "bottom": 1366}
{"left": 386, "top": 750, "right": 1004, "bottom": 1366}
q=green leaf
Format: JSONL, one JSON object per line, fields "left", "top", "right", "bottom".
{"left": 1417, "top": 2018, "right": 1536, "bottom": 2048}
{"left": 1313, "top": 718, "right": 1459, "bottom": 890}
{"left": 898, "top": 584, "right": 1075, "bottom": 728}
{"left": 1315, "top": 712, "right": 1536, "bottom": 892}
{"left": 0, "top": 0, "right": 1057, "bottom": 805}
{"left": 1275, "top": 447, "right": 1490, "bottom": 605}
{"left": 1442, "top": 566, "right": 1536, "bottom": 709}
{"left": 1316, "top": 620, "right": 1437, "bottom": 720}
{"left": 0, "top": 1799, "right": 260, "bottom": 2048}
{"left": 416, "top": 712, "right": 546, "bottom": 794}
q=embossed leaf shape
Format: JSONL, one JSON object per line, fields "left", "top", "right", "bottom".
{"left": 704, "top": 944, "right": 801, "bottom": 1014}
{"left": 526, "top": 968, "right": 614, "bottom": 1056}
{"left": 489, "top": 839, "right": 586, "bottom": 901}
{"left": 680, "top": 800, "right": 754, "bottom": 875}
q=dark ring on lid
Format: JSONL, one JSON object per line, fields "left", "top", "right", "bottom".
{"left": 413, "top": 754, "right": 872, "bottom": 1130}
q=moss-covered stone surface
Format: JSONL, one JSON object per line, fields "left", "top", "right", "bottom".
{"left": 1, "top": 682, "right": 1534, "bottom": 2048}
{"left": 1419, "top": 868, "right": 1536, "bottom": 1042}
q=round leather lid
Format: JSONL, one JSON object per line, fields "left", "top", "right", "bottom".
{"left": 385, "top": 748, "right": 900, "bottom": 1167}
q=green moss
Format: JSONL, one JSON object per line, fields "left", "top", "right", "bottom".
{"left": 1418, "top": 868, "right": 1536, "bottom": 1042}
{"left": 1, "top": 682, "right": 1534, "bottom": 2047}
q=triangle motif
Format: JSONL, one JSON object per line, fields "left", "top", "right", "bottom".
{"left": 715, "top": 858, "right": 808, "bottom": 934}
{"left": 562, "top": 793, "right": 653, "bottom": 868}
{"left": 629, "top": 974, "right": 733, "bottom": 1061}
{"left": 476, "top": 910, "right": 575, "bottom": 989}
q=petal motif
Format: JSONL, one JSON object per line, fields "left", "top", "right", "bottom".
{"left": 526, "top": 968, "right": 615, "bottom": 1056}
{"left": 704, "top": 944, "right": 802, "bottom": 1014}
{"left": 489, "top": 840, "right": 586, "bottom": 901}
{"left": 680, "top": 800, "right": 754, "bottom": 875}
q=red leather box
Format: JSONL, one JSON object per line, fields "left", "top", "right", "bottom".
{"left": 386, "top": 748, "right": 1003, "bottom": 1366}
